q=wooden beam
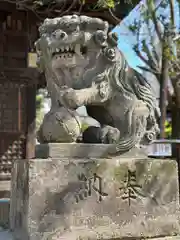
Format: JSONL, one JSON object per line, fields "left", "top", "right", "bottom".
{"left": 3, "top": 30, "right": 27, "bottom": 36}
{"left": 1, "top": 52, "right": 26, "bottom": 58}
{"left": 0, "top": 67, "right": 40, "bottom": 80}
{"left": 0, "top": 1, "right": 27, "bottom": 13}
{"left": 0, "top": 2, "right": 16, "bottom": 12}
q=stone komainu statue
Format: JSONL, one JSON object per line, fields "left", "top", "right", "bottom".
{"left": 35, "top": 15, "right": 160, "bottom": 154}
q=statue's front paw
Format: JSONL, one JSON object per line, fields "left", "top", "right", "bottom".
{"left": 61, "top": 89, "right": 79, "bottom": 109}
{"left": 101, "top": 125, "right": 120, "bottom": 144}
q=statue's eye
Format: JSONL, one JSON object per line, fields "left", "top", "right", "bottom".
{"left": 63, "top": 23, "right": 79, "bottom": 32}
{"left": 52, "top": 30, "right": 67, "bottom": 40}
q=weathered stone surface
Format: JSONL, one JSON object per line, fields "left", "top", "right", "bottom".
{"left": 10, "top": 144, "right": 180, "bottom": 240}
{"left": 35, "top": 143, "right": 148, "bottom": 159}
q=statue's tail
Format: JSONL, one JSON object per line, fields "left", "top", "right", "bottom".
{"left": 109, "top": 137, "right": 138, "bottom": 155}
{"left": 108, "top": 111, "right": 148, "bottom": 155}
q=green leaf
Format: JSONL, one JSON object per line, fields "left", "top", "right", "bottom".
{"left": 96, "top": 0, "right": 117, "bottom": 9}
{"left": 128, "top": 24, "right": 138, "bottom": 32}
{"left": 80, "top": 0, "right": 85, "bottom": 5}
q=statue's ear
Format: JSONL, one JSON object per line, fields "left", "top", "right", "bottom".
{"left": 35, "top": 39, "right": 46, "bottom": 72}
{"left": 35, "top": 39, "right": 41, "bottom": 52}
{"left": 107, "top": 32, "right": 118, "bottom": 47}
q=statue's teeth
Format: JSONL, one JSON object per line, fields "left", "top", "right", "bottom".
{"left": 56, "top": 48, "right": 59, "bottom": 52}
{"left": 61, "top": 46, "right": 64, "bottom": 52}
{"left": 75, "top": 44, "right": 81, "bottom": 55}
{"left": 65, "top": 46, "right": 69, "bottom": 51}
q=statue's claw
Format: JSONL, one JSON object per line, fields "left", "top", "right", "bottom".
{"left": 60, "top": 89, "right": 79, "bottom": 109}
{"left": 101, "top": 125, "right": 120, "bottom": 144}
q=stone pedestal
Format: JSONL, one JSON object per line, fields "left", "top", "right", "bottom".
{"left": 10, "top": 144, "right": 180, "bottom": 240}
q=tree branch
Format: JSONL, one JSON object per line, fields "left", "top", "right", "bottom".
{"left": 147, "top": 0, "right": 163, "bottom": 42}
{"left": 138, "top": 65, "right": 160, "bottom": 78}
{"left": 142, "top": 40, "right": 160, "bottom": 71}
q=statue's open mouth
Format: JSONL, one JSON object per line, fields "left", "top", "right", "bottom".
{"left": 52, "top": 44, "right": 87, "bottom": 58}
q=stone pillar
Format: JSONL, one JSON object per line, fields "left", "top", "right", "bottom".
{"left": 10, "top": 144, "right": 180, "bottom": 240}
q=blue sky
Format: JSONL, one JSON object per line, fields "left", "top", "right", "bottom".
{"left": 112, "top": 0, "right": 180, "bottom": 72}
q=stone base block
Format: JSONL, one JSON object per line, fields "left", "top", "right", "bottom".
{"left": 10, "top": 144, "right": 180, "bottom": 240}
{"left": 35, "top": 143, "right": 148, "bottom": 159}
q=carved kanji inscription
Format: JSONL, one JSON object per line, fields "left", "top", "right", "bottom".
{"left": 75, "top": 173, "right": 108, "bottom": 203}
{"left": 119, "top": 169, "right": 143, "bottom": 206}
